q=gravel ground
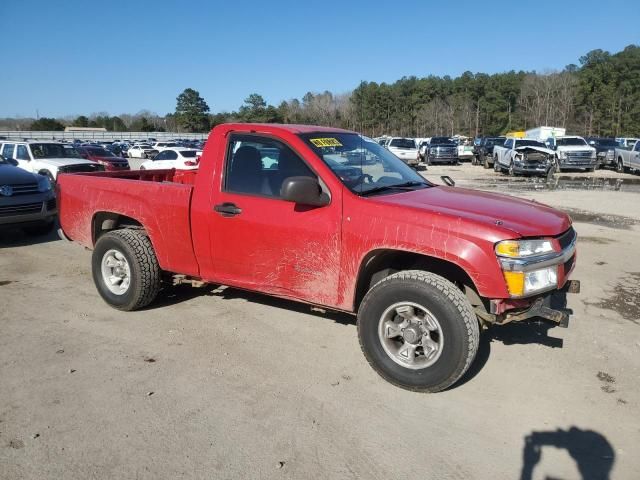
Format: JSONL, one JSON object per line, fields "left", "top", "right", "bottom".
{"left": 1, "top": 163, "right": 639, "bottom": 479}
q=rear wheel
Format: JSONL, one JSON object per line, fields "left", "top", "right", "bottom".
{"left": 357, "top": 270, "right": 479, "bottom": 392}
{"left": 483, "top": 154, "right": 491, "bottom": 169}
{"left": 92, "top": 229, "right": 161, "bottom": 311}
{"left": 617, "top": 158, "right": 627, "bottom": 173}
{"left": 493, "top": 157, "right": 501, "bottom": 172}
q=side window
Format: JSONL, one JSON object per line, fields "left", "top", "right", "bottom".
{"left": 2, "top": 144, "right": 15, "bottom": 159}
{"left": 164, "top": 151, "right": 178, "bottom": 160}
{"left": 16, "top": 145, "right": 30, "bottom": 160}
{"left": 154, "top": 151, "right": 167, "bottom": 160}
{"left": 504, "top": 139, "right": 513, "bottom": 149}
{"left": 224, "top": 135, "right": 315, "bottom": 198}
{"left": 634, "top": 142, "right": 640, "bottom": 152}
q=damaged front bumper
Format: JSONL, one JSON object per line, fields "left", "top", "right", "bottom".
{"left": 476, "top": 280, "right": 581, "bottom": 328}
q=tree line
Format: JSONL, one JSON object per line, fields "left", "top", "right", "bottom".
{"left": 1, "top": 45, "right": 637, "bottom": 138}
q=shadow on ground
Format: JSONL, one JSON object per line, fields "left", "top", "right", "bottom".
{"left": 520, "top": 427, "right": 614, "bottom": 480}
{"left": 0, "top": 222, "right": 61, "bottom": 248}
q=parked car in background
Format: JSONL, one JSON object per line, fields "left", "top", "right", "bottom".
{"left": 616, "top": 137, "right": 639, "bottom": 149}
{"left": 493, "top": 138, "right": 554, "bottom": 176}
{"left": 151, "top": 142, "right": 180, "bottom": 152}
{"left": 475, "top": 137, "right": 506, "bottom": 168}
{"left": 455, "top": 137, "right": 475, "bottom": 162}
{"left": 140, "top": 148, "right": 200, "bottom": 170}
{"left": 0, "top": 154, "right": 57, "bottom": 235}
{"left": 76, "top": 146, "right": 130, "bottom": 171}
{"left": 385, "top": 137, "right": 419, "bottom": 167}
{"left": 586, "top": 137, "right": 618, "bottom": 169}
{"left": 127, "top": 144, "right": 159, "bottom": 159}
{"left": 545, "top": 136, "right": 597, "bottom": 172}
{"left": 425, "top": 137, "right": 458, "bottom": 164}
{"left": 418, "top": 140, "right": 429, "bottom": 162}
{"left": 614, "top": 139, "right": 640, "bottom": 173}
{"left": 0, "top": 141, "right": 103, "bottom": 183}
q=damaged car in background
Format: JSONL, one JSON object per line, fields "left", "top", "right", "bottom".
{"left": 492, "top": 138, "right": 555, "bottom": 176}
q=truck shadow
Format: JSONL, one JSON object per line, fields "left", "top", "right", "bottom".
{"left": 520, "top": 427, "right": 614, "bottom": 480}
{"left": 455, "top": 320, "right": 565, "bottom": 388}
{"left": 0, "top": 225, "right": 61, "bottom": 248}
{"left": 151, "top": 284, "right": 356, "bottom": 326}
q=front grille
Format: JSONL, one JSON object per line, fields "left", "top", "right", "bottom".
{"left": 0, "top": 202, "right": 43, "bottom": 217}
{"left": 46, "top": 198, "right": 57, "bottom": 211}
{"left": 566, "top": 151, "right": 593, "bottom": 161}
{"left": 523, "top": 152, "right": 548, "bottom": 163}
{"left": 557, "top": 227, "right": 577, "bottom": 250}
{"left": 3, "top": 183, "right": 39, "bottom": 195}
{"left": 60, "top": 164, "right": 105, "bottom": 174}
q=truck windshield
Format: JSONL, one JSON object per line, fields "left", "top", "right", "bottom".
{"left": 299, "top": 133, "right": 430, "bottom": 195}
{"left": 389, "top": 138, "right": 416, "bottom": 149}
{"left": 516, "top": 140, "right": 547, "bottom": 148}
{"left": 594, "top": 139, "right": 618, "bottom": 147}
{"left": 31, "top": 143, "right": 82, "bottom": 158}
{"left": 430, "top": 137, "right": 453, "bottom": 145}
{"left": 556, "top": 138, "right": 587, "bottom": 146}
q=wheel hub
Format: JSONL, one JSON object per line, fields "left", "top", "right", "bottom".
{"left": 378, "top": 302, "right": 444, "bottom": 370}
{"left": 101, "top": 249, "right": 131, "bottom": 296}
{"left": 402, "top": 325, "right": 423, "bottom": 344}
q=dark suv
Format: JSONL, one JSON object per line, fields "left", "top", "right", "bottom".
{"left": 586, "top": 137, "right": 618, "bottom": 169}
{"left": 0, "top": 155, "right": 57, "bottom": 235}
{"left": 475, "top": 137, "right": 506, "bottom": 168}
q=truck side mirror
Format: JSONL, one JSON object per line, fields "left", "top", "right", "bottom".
{"left": 280, "top": 176, "right": 330, "bottom": 207}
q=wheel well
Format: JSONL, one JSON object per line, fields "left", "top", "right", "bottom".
{"left": 92, "top": 212, "right": 144, "bottom": 244}
{"left": 353, "top": 250, "right": 482, "bottom": 311}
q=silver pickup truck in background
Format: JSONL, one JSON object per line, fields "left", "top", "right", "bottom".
{"left": 492, "top": 138, "right": 555, "bottom": 176}
{"left": 615, "top": 140, "right": 640, "bottom": 173}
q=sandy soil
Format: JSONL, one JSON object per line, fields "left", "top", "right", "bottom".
{"left": 1, "top": 163, "right": 639, "bottom": 479}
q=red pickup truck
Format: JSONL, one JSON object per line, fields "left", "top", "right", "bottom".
{"left": 58, "top": 123, "right": 579, "bottom": 392}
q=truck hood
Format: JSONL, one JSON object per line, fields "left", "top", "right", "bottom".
{"left": 374, "top": 186, "right": 571, "bottom": 238}
{"left": 0, "top": 164, "right": 39, "bottom": 184}
{"left": 514, "top": 146, "right": 555, "bottom": 155}
{"left": 35, "top": 157, "right": 98, "bottom": 167}
{"left": 556, "top": 145, "right": 595, "bottom": 152}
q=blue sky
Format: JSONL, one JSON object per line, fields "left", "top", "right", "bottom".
{"left": 1, "top": 0, "right": 638, "bottom": 118}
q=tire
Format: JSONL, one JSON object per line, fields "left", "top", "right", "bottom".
{"left": 483, "top": 154, "right": 491, "bottom": 169}
{"left": 91, "top": 229, "right": 161, "bottom": 311}
{"left": 617, "top": 158, "right": 627, "bottom": 173}
{"left": 22, "top": 220, "right": 54, "bottom": 236}
{"left": 508, "top": 160, "right": 515, "bottom": 176}
{"left": 357, "top": 270, "right": 479, "bottom": 392}
{"left": 555, "top": 156, "right": 562, "bottom": 173}
{"left": 493, "top": 156, "right": 501, "bottom": 172}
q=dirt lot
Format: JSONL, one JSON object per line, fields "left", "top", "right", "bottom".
{"left": 1, "top": 164, "right": 639, "bottom": 479}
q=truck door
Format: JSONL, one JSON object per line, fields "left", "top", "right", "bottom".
{"left": 206, "top": 133, "right": 342, "bottom": 307}
{"left": 14, "top": 145, "right": 33, "bottom": 172}
{"left": 632, "top": 142, "right": 640, "bottom": 169}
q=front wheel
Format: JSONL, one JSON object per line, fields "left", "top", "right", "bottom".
{"left": 357, "top": 270, "right": 479, "bottom": 392}
{"left": 92, "top": 229, "right": 161, "bottom": 311}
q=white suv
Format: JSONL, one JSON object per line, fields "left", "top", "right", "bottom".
{"left": 0, "top": 141, "right": 103, "bottom": 182}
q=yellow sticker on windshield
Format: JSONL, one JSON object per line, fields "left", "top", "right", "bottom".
{"left": 309, "top": 137, "right": 343, "bottom": 148}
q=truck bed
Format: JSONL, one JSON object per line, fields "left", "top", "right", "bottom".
{"left": 58, "top": 169, "right": 200, "bottom": 276}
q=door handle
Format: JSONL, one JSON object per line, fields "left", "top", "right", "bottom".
{"left": 214, "top": 202, "right": 242, "bottom": 217}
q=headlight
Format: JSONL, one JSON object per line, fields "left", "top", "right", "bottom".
{"left": 495, "top": 239, "right": 554, "bottom": 258}
{"left": 557, "top": 151, "right": 567, "bottom": 159}
{"left": 503, "top": 266, "right": 558, "bottom": 296}
{"left": 37, "top": 175, "right": 52, "bottom": 192}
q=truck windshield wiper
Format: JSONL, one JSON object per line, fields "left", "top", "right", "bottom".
{"left": 358, "top": 181, "right": 429, "bottom": 196}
